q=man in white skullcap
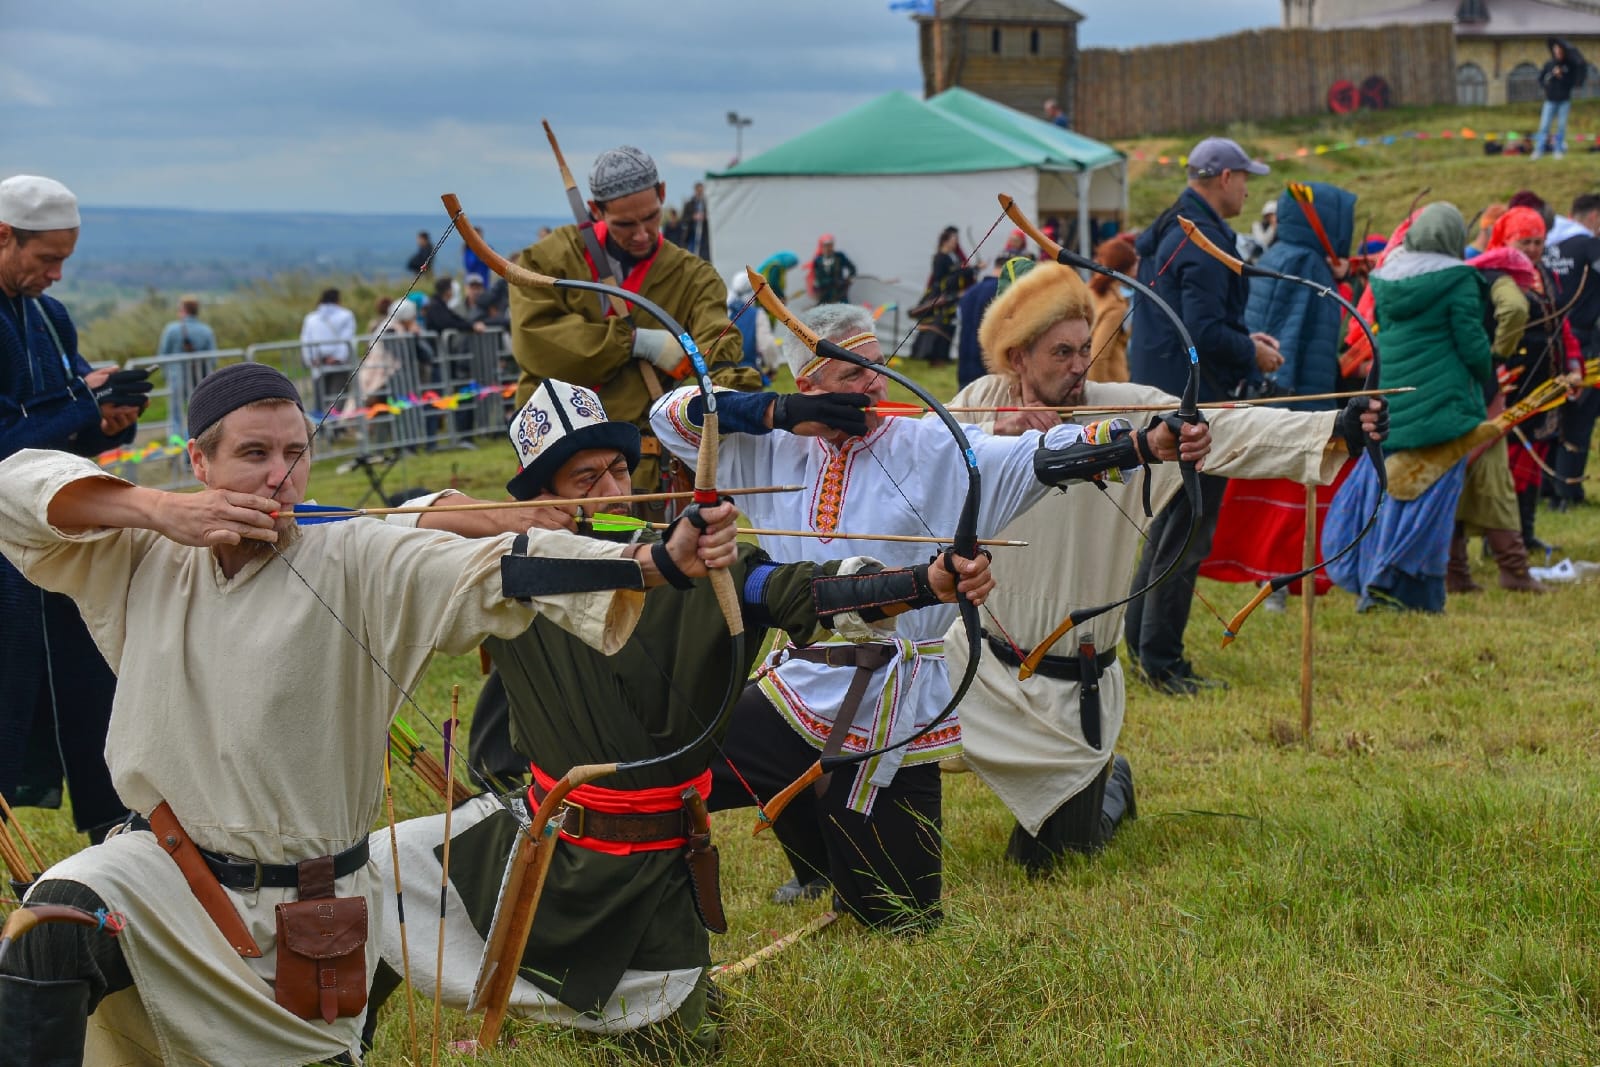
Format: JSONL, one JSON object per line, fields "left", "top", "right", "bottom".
{"left": 508, "top": 146, "right": 758, "bottom": 513}
{"left": 0, "top": 358, "right": 741, "bottom": 1064}
{"left": 652, "top": 302, "right": 1210, "bottom": 930}
{"left": 0, "top": 175, "right": 154, "bottom": 851}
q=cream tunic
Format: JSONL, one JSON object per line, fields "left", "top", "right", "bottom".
{"left": 944, "top": 378, "right": 1345, "bottom": 834}
{"left": 0, "top": 449, "right": 645, "bottom": 1066}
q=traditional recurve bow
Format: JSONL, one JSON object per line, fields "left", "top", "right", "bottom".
{"left": 1175, "top": 217, "right": 1388, "bottom": 646}
{"left": 445, "top": 192, "right": 748, "bottom": 1048}
{"left": 744, "top": 267, "right": 985, "bottom": 830}
{"left": 0, "top": 904, "right": 126, "bottom": 969}
{"left": 1000, "top": 196, "right": 1207, "bottom": 678}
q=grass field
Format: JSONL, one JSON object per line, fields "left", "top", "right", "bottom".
{"left": 12, "top": 382, "right": 1600, "bottom": 1065}
{"left": 13, "top": 97, "right": 1600, "bottom": 1065}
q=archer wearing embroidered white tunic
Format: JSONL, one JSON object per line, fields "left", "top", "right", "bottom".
{"left": 0, "top": 365, "right": 738, "bottom": 1066}
{"left": 649, "top": 303, "right": 1190, "bottom": 929}
{"left": 944, "top": 259, "right": 1385, "bottom": 873}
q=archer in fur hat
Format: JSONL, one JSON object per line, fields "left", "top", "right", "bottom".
{"left": 977, "top": 258, "right": 1097, "bottom": 399}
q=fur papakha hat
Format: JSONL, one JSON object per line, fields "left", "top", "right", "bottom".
{"left": 976, "top": 259, "right": 1094, "bottom": 381}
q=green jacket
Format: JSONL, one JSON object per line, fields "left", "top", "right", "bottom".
{"left": 1370, "top": 252, "right": 1494, "bottom": 451}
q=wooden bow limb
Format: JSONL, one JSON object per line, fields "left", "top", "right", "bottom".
{"left": 710, "top": 910, "right": 839, "bottom": 981}
{"left": 281, "top": 484, "right": 805, "bottom": 522}
{"left": 543, "top": 119, "right": 662, "bottom": 402}
{"left": 470, "top": 761, "right": 618, "bottom": 1047}
{"left": 0, "top": 904, "right": 126, "bottom": 970}
{"left": 1286, "top": 182, "right": 1344, "bottom": 264}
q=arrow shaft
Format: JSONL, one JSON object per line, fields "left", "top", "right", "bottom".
{"left": 286, "top": 484, "right": 805, "bottom": 521}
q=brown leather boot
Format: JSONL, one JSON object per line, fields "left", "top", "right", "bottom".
{"left": 1446, "top": 523, "right": 1482, "bottom": 594}
{"left": 1485, "top": 528, "right": 1545, "bottom": 593}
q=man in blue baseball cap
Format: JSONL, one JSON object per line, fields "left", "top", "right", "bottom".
{"left": 1125, "top": 136, "right": 1285, "bottom": 696}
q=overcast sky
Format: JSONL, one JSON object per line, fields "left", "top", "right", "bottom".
{"left": 5, "top": 0, "right": 1278, "bottom": 216}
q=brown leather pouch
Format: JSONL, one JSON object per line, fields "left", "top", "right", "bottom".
{"left": 681, "top": 789, "right": 727, "bottom": 934}
{"left": 273, "top": 856, "right": 368, "bottom": 1024}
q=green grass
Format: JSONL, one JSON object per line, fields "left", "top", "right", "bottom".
{"left": 1117, "top": 99, "right": 1600, "bottom": 232}
{"left": 21, "top": 104, "right": 1600, "bottom": 1061}
{"left": 14, "top": 365, "right": 1600, "bottom": 1065}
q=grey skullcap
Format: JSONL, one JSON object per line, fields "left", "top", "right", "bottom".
{"left": 187, "top": 362, "right": 304, "bottom": 440}
{"left": 0, "top": 175, "right": 80, "bottom": 230}
{"left": 588, "top": 146, "right": 659, "bottom": 203}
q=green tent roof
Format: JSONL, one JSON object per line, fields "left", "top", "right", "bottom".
{"left": 714, "top": 88, "right": 1121, "bottom": 178}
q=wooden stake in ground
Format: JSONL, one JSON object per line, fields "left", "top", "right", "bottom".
{"left": 381, "top": 752, "right": 421, "bottom": 1065}
{"left": 431, "top": 688, "right": 459, "bottom": 1067}
{"left": 1300, "top": 483, "right": 1317, "bottom": 743}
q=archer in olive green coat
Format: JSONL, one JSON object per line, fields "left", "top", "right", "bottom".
{"left": 1370, "top": 204, "right": 1494, "bottom": 452}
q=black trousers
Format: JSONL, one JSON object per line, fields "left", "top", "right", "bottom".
{"left": 1553, "top": 383, "right": 1600, "bottom": 504}
{"left": 1123, "top": 472, "right": 1230, "bottom": 680}
{"left": 0, "top": 878, "right": 131, "bottom": 1009}
{"left": 708, "top": 684, "right": 943, "bottom": 931}
{"left": 1004, "top": 753, "right": 1140, "bottom": 877}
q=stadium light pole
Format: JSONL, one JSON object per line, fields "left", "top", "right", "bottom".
{"left": 726, "top": 111, "right": 753, "bottom": 165}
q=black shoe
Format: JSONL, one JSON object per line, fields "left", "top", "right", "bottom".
{"left": 1150, "top": 664, "right": 1228, "bottom": 697}
{"left": 771, "top": 875, "right": 829, "bottom": 905}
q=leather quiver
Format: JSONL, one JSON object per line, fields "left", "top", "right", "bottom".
{"left": 273, "top": 855, "right": 368, "bottom": 1024}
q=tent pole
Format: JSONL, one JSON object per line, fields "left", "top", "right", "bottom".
{"left": 1076, "top": 170, "right": 1091, "bottom": 258}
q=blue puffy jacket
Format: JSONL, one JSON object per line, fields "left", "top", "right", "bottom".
{"left": 1244, "top": 182, "right": 1358, "bottom": 410}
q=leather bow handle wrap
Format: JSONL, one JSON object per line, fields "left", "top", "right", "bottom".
{"left": 1175, "top": 215, "right": 1388, "bottom": 646}
{"left": 998, "top": 195, "right": 1204, "bottom": 678}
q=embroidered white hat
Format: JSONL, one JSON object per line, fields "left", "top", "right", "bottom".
{"left": 506, "top": 379, "right": 641, "bottom": 500}
{"left": 0, "top": 175, "right": 80, "bottom": 231}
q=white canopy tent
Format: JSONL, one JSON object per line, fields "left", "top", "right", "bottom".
{"left": 706, "top": 88, "right": 1126, "bottom": 321}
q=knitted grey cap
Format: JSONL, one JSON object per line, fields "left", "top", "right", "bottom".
{"left": 588, "top": 146, "right": 659, "bottom": 203}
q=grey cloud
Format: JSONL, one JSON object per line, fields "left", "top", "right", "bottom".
{"left": 6, "top": 0, "right": 1275, "bottom": 214}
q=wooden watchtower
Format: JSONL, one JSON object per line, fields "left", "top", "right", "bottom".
{"left": 916, "top": 0, "right": 1085, "bottom": 127}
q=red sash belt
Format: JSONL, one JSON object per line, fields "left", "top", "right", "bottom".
{"left": 529, "top": 763, "right": 711, "bottom": 857}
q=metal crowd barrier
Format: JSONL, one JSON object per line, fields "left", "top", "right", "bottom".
{"left": 104, "top": 327, "right": 517, "bottom": 489}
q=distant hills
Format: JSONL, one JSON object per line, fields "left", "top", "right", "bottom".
{"left": 62, "top": 206, "right": 566, "bottom": 294}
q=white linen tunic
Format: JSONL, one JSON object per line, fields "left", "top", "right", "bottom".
{"left": 0, "top": 449, "right": 645, "bottom": 1066}
{"left": 944, "top": 377, "right": 1346, "bottom": 833}
{"left": 652, "top": 386, "right": 1088, "bottom": 812}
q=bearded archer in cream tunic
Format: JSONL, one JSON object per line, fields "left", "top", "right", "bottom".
{"left": 946, "top": 259, "right": 1389, "bottom": 873}
{"left": 0, "top": 364, "right": 739, "bottom": 1066}
{"left": 651, "top": 303, "right": 1208, "bottom": 930}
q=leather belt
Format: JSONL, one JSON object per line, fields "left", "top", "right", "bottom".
{"left": 129, "top": 815, "right": 370, "bottom": 891}
{"left": 784, "top": 643, "right": 898, "bottom": 793}
{"left": 984, "top": 631, "right": 1116, "bottom": 681}
{"left": 529, "top": 780, "right": 691, "bottom": 844}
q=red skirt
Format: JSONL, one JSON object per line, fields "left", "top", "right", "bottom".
{"left": 1198, "top": 464, "right": 1355, "bottom": 596}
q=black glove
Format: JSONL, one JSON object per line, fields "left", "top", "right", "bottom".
{"left": 1334, "top": 396, "right": 1388, "bottom": 458}
{"left": 92, "top": 367, "right": 154, "bottom": 410}
{"left": 770, "top": 392, "right": 870, "bottom": 438}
